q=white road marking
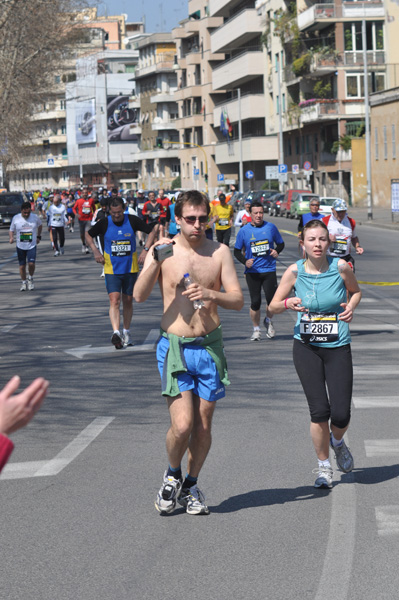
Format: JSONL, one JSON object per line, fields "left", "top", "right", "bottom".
{"left": 64, "top": 328, "right": 159, "bottom": 359}
{"left": 353, "top": 367, "right": 397, "bottom": 375}
{"left": 0, "top": 324, "right": 18, "bottom": 333}
{"left": 365, "top": 440, "right": 399, "bottom": 457}
{"left": 355, "top": 309, "right": 397, "bottom": 315}
{"left": 351, "top": 342, "right": 399, "bottom": 351}
{"left": 353, "top": 397, "right": 399, "bottom": 408}
{"left": 315, "top": 469, "right": 356, "bottom": 600}
{"left": 0, "top": 417, "right": 114, "bottom": 480}
{"left": 376, "top": 506, "right": 399, "bottom": 536}
{"left": 358, "top": 298, "right": 377, "bottom": 303}
{"left": 350, "top": 323, "right": 399, "bottom": 331}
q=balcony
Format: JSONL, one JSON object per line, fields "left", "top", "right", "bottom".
{"left": 139, "top": 147, "right": 178, "bottom": 159}
{"left": 135, "top": 54, "right": 175, "bottom": 78}
{"left": 173, "top": 18, "right": 201, "bottom": 38}
{"left": 213, "top": 94, "right": 265, "bottom": 127}
{"left": 284, "top": 99, "right": 366, "bottom": 128}
{"left": 175, "top": 84, "right": 202, "bottom": 100}
{"left": 32, "top": 109, "right": 66, "bottom": 121}
{"left": 150, "top": 91, "right": 177, "bottom": 103}
{"left": 128, "top": 97, "right": 140, "bottom": 109}
{"left": 320, "top": 149, "right": 352, "bottom": 165}
{"left": 344, "top": 50, "right": 385, "bottom": 66}
{"left": 152, "top": 118, "right": 178, "bottom": 131}
{"left": 20, "top": 157, "right": 68, "bottom": 169}
{"left": 210, "top": 9, "right": 263, "bottom": 54}
{"left": 129, "top": 124, "right": 142, "bottom": 135}
{"left": 212, "top": 49, "right": 264, "bottom": 90}
{"left": 208, "top": 0, "right": 243, "bottom": 18}
{"left": 298, "top": 2, "right": 384, "bottom": 31}
{"left": 215, "top": 135, "right": 278, "bottom": 164}
{"left": 174, "top": 114, "right": 204, "bottom": 129}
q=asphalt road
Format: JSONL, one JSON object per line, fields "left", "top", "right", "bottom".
{"left": 0, "top": 217, "right": 398, "bottom": 600}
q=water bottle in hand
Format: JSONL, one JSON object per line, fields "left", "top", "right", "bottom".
{"left": 183, "top": 273, "right": 204, "bottom": 310}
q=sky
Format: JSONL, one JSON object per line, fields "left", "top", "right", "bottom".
{"left": 99, "top": 0, "right": 188, "bottom": 34}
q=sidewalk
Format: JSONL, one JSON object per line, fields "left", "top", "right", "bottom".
{"left": 348, "top": 206, "right": 399, "bottom": 231}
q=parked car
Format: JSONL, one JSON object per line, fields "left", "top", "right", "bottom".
{"left": 279, "top": 188, "right": 312, "bottom": 218}
{"left": 0, "top": 192, "right": 28, "bottom": 226}
{"left": 241, "top": 190, "right": 277, "bottom": 213}
{"left": 290, "top": 192, "right": 321, "bottom": 219}
{"left": 228, "top": 191, "right": 244, "bottom": 211}
{"left": 269, "top": 193, "right": 285, "bottom": 216}
{"left": 318, "top": 197, "right": 342, "bottom": 216}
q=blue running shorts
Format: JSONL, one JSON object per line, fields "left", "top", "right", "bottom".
{"left": 17, "top": 247, "right": 37, "bottom": 266}
{"left": 156, "top": 336, "right": 226, "bottom": 402}
{"left": 105, "top": 272, "right": 137, "bottom": 296}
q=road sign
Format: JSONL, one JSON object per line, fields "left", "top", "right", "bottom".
{"left": 278, "top": 164, "right": 288, "bottom": 174}
{"left": 47, "top": 158, "right": 55, "bottom": 166}
{"left": 245, "top": 170, "right": 254, "bottom": 179}
{"left": 266, "top": 166, "right": 279, "bottom": 180}
{"left": 278, "top": 173, "right": 288, "bottom": 183}
{"left": 225, "top": 179, "right": 235, "bottom": 185}
{"left": 292, "top": 164, "right": 299, "bottom": 174}
{"left": 217, "top": 174, "right": 224, "bottom": 182}
{"left": 193, "top": 168, "right": 200, "bottom": 175}
{"left": 303, "top": 161, "right": 312, "bottom": 171}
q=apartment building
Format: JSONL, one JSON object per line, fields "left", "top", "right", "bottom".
{"left": 172, "top": 1, "right": 225, "bottom": 194}
{"left": 66, "top": 49, "right": 142, "bottom": 189}
{"left": 209, "top": 0, "right": 278, "bottom": 191}
{"left": 134, "top": 34, "right": 180, "bottom": 190}
{"left": 257, "top": 0, "right": 387, "bottom": 201}
{"left": 8, "top": 10, "right": 145, "bottom": 192}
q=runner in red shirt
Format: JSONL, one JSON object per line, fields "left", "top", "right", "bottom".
{"left": 156, "top": 189, "right": 171, "bottom": 229}
{"left": 73, "top": 189, "right": 96, "bottom": 254}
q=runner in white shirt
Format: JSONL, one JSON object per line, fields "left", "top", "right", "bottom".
{"left": 234, "top": 200, "right": 252, "bottom": 228}
{"left": 322, "top": 199, "right": 364, "bottom": 270}
{"left": 47, "top": 194, "right": 70, "bottom": 256}
{"left": 9, "top": 202, "right": 42, "bottom": 291}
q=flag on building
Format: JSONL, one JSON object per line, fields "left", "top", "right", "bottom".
{"left": 220, "top": 110, "right": 227, "bottom": 136}
{"left": 225, "top": 112, "right": 233, "bottom": 137}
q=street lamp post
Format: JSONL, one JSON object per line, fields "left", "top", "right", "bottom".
{"left": 164, "top": 140, "right": 208, "bottom": 194}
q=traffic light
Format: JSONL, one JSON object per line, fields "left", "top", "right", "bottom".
{"left": 204, "top": 173, "right": 208, "bottom": 183}
{"left": 156, "top": 137, "right": 163, "bottom": 148}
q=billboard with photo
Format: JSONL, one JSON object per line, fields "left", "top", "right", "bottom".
{"left": 107, "top": 95, "right": 138, "bottom": 142}
{"left": 75, "top": 99, "right": 96, "bottom": 144}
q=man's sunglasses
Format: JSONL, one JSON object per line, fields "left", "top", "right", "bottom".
{"left": 181, "top": 215, "right": 209, "bottom": 224}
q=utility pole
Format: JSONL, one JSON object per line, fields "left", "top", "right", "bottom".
{"left": 362, "top": 19, "right": 373, "bottom": 220}
{"left": 238, "top": 88, "right": 243, "bottom": 193}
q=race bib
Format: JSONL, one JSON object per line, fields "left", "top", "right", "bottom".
{"left": 219, "top": 218, "right": 229, "bottom": 226}
{"left": 20, "top": 230, "right": 33, "bottom": 242}
{"left": 300, "top": 312, "right": 338, "bottom": 343}
{"left": 138, "top": 203, "right": 144, "bottom": 210}
{"left": 250, "top": 239, "right": 270, "bottom": 257}
{"left": 332, "top": 236, "right": 348, "bottom": 255}
{"left": 111, "top": 240, "right": 132, "bottom": 256}
{"left": 53, "top": 213, "right": 62, "bottom": 222}
{"left": 82, "top": 202, "right": 91, "bottom": 214}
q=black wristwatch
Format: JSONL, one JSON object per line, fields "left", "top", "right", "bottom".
{"left": 37, "top": 236, "right": 42, "bottom": 240}
{"left": 143, "top": 246, "right": 149, "bottom": 251}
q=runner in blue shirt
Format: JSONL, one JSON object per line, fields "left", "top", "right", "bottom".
{"left": 234, "top": 201, "right": 284, "bottom": 341}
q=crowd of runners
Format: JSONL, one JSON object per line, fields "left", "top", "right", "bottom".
{"left": 6, "top": 186, "right": 364, "bottom": 509}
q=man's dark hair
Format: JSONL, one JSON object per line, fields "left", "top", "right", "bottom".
{"left": 21, "top": 202, "right": 31, "bottom": 210}
{"left": 111, "top": 188, "right": 118, "bottom": 195}
{"left": 175, "top": 190, "right": 210, "bottom": 218}
{"left": 250, "top": 201, "right": 263, "bottom": 211}
{"left": 110, "top": 198, "right": 124, "bottom": 209}
{"left": 219, "top": 193, "right": 226, "bottom": 201}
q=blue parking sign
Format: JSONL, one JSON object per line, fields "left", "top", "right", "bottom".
{"left": 278, "top": 164, "right": 287, "bottom": 174}
{"left": 217, "top": 174, "right": 224, "bottom": 182}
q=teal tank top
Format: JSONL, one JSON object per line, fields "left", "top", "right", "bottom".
{"left": 293, "top": 257, "right": 351, "bottom": 348}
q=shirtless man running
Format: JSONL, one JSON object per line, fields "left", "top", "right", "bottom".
{"left": 134, "top": 190, "right": 244, "bottom": 515}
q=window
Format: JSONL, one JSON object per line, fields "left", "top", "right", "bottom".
{"left": 392, "top": 125, "right": 396, "bottom": 159}
{"left": 375, "top": 127, "right": 379, "bottom": 160}
{"left": 54, "top": 75, "right": 60, "bottom": 84}
{"left": 62, "top": 171, "right": 68, "bottom": 180}
{"left": 282, "top": 93, "right": 286, "bottom": 113}
{"left": 306, "top": 135, "right": 311, "bottom": 153}
{"left": 314, "top": 134, "right": 319, "bottom": 153}
{"left": 61, "top": 125, "right": 66, "bottom": 134}
{"left": 125, "top": 64, "right": 136, "bottom": 73}
{"left": 383, "top": 126, "right": 388, "bottom": 160}
{"left": 295, "top": 136, "right": 300, "bottom": 155}
{"left": 346, "top": 73, "right": 386, "bottom": 98}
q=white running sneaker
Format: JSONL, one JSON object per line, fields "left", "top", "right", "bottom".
{"left": 70, "top": 227, "right": 74, "bottom": 233}
{"left": 264, "top": 317, "right": 275, "bottom": 339}
{"left": 20, "top": 281, "right": 27, "bottom": 291}
{"left": 54, "top": 251, "right": 60, "bottom": 256}
{"left": 250, "top": 329, "right": 261, "bottom": 341}
{"left": 27, "top": 278, "right": 34, "bottom": 291}
{"left": 178, "top": 484, "right": 210, "bottom": 515}
{"left": 123, "top": 332, "right": 133, "bottom": 347}
{"left": 81, "top": 245, "right": 86, "bottom": 254}
{"left": 313, "top": 466, "right": 333, "bottom": 489}
{"left": 155, "top": 471, "right": 182, "bottom": 514}
{"left": 85, "top": 246, "right": 90, "bottom": 254}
